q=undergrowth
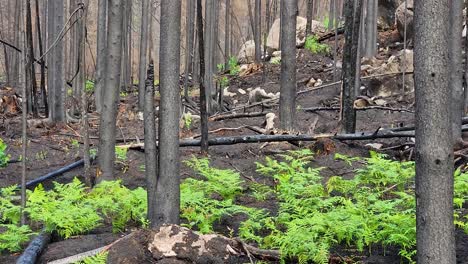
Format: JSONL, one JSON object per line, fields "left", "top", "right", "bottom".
{"left": 305, "top": 35, "right": 330, "bottom": 55}
{"left": 0, "top": 139, "right": 9, "bottom": 167}
{"left": 2, "top": 152, "right": 468, "bottom": 264}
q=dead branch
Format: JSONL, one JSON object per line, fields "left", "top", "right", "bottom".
{"left": 234, "top": 238, "right": 280, "bottom": 261}
{"left": 303, "top": 106, "right": 414, "bottom": 113}
{"left": 210, "top": 111, "right": 267, "bottom": 121}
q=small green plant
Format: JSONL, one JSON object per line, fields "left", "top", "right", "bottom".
{"left": 0, "top": 225, "right": 35, "bottom": 252}
{"left": 85, "top": 80, "right": 95, "bottom": 93}
{"left": 218, "top": 76, "right": 229, "bottom": 88}
{"left": 115, "top": 146, "right": 128, "bottom": 161}
{"left": 228, "top": 56, "right": 241, "bottom": 75}
{"left": 217, "top": 63, "right": 225, "bottom": 72}
{"left": 35, "top": 150, "right": 48, "bottom": 161}
{"left": 75, "top": 251, "right": 108, "bottom": 264}
{"left": 305, "top": 35, "right": 330, "bottom": 55}
{"left": 184, "top": 113, "right": 193, "bottom": 129}
{"left": 270, "top": 56, "right": 281, "bottom": 65}
{"left": 71, "top": 139, "right": 80, "bottom": 149}
{"left": 119, "top": 91, "right": 128, "bottom": 97}
{"left": 0, "top": 138, "right": 10, "bottom": 167}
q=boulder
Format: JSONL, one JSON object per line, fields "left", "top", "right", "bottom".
{"left": 395, "top": 0, "right": 414, "bottom": 41}
{"left": 237, "top": 40, "right": 264, "bottom": 64}
{"left": 266, "top": 16, "right": 325, "bottom": 51}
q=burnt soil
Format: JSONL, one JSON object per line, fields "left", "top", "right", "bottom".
{"left": 1, "top": 32, "right": 468, "bottom": 264}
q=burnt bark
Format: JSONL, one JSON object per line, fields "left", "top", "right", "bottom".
{"left": 414, "top": 0, "right": 456, "bottom": 263}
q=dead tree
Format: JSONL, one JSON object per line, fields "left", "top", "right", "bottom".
{"left": 25, "top": 0, "right": 38, "bottom": 116}
{"left": 98, "top": 0, "right": 124, "bottom": 181}
{"left": 224, "top": 0, "right": 231, "bottom": 70}
{"left": 305, "top": 0, "right": 314, "bottom": 36}
{"left": 35, "top": 0, "right": 48, "bottom": 116}
{"left": 449, "top": 0, "right": 464, "bottom": 145}
{"left": 184, "top": 0, "right": 195, "bottom": 102}
{"left": 156, "top": 0, "right": 182, "bottom": 227}
{"left": 138, "top": 0, "right": 150, "bottom": 110}
{"left": 414, "top": 0, "right": 456, "bottom": 262}
{"left": 197, "top": 0, "right": 209, "bottom": 153}
{"left": 279, "top": 0, "right": 298, "bottom": 131}
{"left": 340, "top": 0, "right": 363, "bottom": 133}
{"left": 95, "top": 0, "right": 107, "bottom": 112}
{"left": 363, "top": 0, "right": 377, "bottom": 57}
{"left": 254, "top": 0, "right": 261, "bottom": 62}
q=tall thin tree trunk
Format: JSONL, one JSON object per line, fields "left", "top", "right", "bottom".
{"left": 328, "top": 0, "right": 335, "bottom": 31}
{"left": 279, "top": 0, "right": 297, "bottom": 131}
{"left": 305, "top": 0, "right": 314, "bottom": 36}
{"left": 204, "top": 0, "right": 214, "bottom": 113}
{"left": 20, "top": 0, "right": 27, "bottom": 227}
{"left": 363, "top": 0, "right": 377, "bottom": 57}
{"left": 138, "top": 0, "right": 150, "bottom": 110}
{"left": 98, "top": 0, "right": 124, "bottom": 181}
{"left": 156, "top": 0, "right": 182, "bottom": 227}
{"left": 465, "top": 0, "right": 468, "bottom": 114}
{"left": 414, "top": 0, "right": 456, "bottom": 262}
{"left": 224, "top": 0, "right": 231, "bottom": 70}
{"left": 46, "top": 0, "right": 55, "bottom": 119}
{"left": 52, "top": 0, "right": 65, "bottom": 122}
{"left": 254, "top": 0, "right": 261, "bottom": 62}
{"left": 449, "top": 0, "right": 463, "bottom": 145}
{"left": 144, "top": 61, "right": 158, "bottom": 226}
{"left": 25, "top": 0, "right": 38, "bottom": 116}
{"left": 184, "top": 0, "right": 195, "bottom": 102}
{"left": 340, "top": 0, "right": 362, "bottom": 133}
{"left": 35, "top": 0, "right": 48, "bottom": 115}
{"left": 95, "top": 0, "right": 107, "bottom": 113}
{"left": 197, "top": 0, "right": 209, "bottom": 153}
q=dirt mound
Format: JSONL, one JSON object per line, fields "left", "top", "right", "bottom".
{"left": 107, "top": 225, "right": 253, "bottom": 264}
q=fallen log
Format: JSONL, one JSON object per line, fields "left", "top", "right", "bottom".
{"left": 303, "top": 106, "right": 414, "bottom": 113}
{"left": 16, "top": 230, "right": 51, "bottom": 264}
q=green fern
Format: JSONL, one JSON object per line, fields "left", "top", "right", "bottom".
{"left": 75, "top": 251, "right": 108, "bottom": 264}
{"left": 0, "top": 224, "right": 35, "bottom": 252}
{"left": 0, "top": 138, "right": 10, "bottom": 168}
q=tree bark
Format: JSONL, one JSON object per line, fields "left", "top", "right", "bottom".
{"left": 224, "top": 0, "right": 231, "bottom": 70}
{"left": 53, "top": 0, "right": 65, "bottom": 122}
{"left": 98, "top": 0, "right": 124, "bottom": 181}
{"left": 363, "top": 0, "right": 377, "bottom": 57}
{"left": 35, "top": 0, "right": 48, "bottom": 116}
{"left": 414, "top": 0, "right": 456, "bottom": 263}
{"left": 184, "top": 0, "right": 195, "bottom": 102}
{"left": 25, "top": 0, "right": 38, "bottom": 116}
{"left": 204, "top": 0, "right": 214, "bottom": 112}
{"left": 197, "top": 0, "right": 209, "bottom": 153}
{"left": 340, "top": 0, "right": 362, "bottom": 133}
{"left": 138, "top": 0, "right": 150, "bottom": 110}
{"left": 95, "top": 0, "right": 107, "bottom": 113}
{"left": 305, "top": 0, "right": 314, "bottom": 36}
{"left": 19, "top": 0, "right": 27, "bottom": 227}
{"left": 279, "top": 0, "right": 297, "bottom": 131}
{"left": 449, "top": 0, "right": 463, "bottom": 145}
{"left": 156, "top": 0, "right": 182, "bottom": 227}
{"left": 143, "top": 62, "right": 158, "bottom": 227}
{"left": 465, "top": 0, "right": 468, "bottom": 114}
{"left": 254, "top": 0, "right": 261, "bottom": 62}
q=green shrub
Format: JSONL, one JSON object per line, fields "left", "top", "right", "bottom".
{"left": 304, "top": 35, "right": 330, "bottom": 55}
{"left": 0, "top": 225, "right": 35, "bottom": 252}
{"left": 228, "top": 56, "right": 241, "bottom": 75}
{"left": 0, "top": 139, "right": 10, "bottom": 168}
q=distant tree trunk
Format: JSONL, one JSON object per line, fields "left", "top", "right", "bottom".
{"left": 363, "top": 0, "right": 377, "bottom": 57}
{"left": 98, "top": 0, "right": 124, "bottom": 182}
{"left": 19, "top": 0, "right": 27, "bottom": 227}
{"left": 449, "top": 0, "right": 463, "bottom": 146}
{"left": 156, "top": 0, "right": 182, "bottom": 227}
{"left": 197, "top": 0, "right": 209, "bottom": 153}
{"left": 247, "top": 0, "right": 255, "bottom": 39}
{"left": 35, "top": 0, "right": 48, "bottom": 115}
{"left": 328, "top": 0, "right": 335, "bottom": 31}
{"left": 340, "top": 0, "right": 362, "bottom": 133}
{"left": 26, "top": 0, "right": 38, "bottom": 116}
{"left": 279, "top": 0, "right": 297, "bottom": 131}
{"left": 10, "top": 1, "right": 20, "bottom": 89}
{"left": 47, "top": 0, "right": 65, "bottom": 122}
{"left": 224, "top": 0, "right": 231, "bottom": 70}
{"left": 144, "top": 61, "right": 158, "bottom": 226}
{"left": 120, "top": 0, "right": 131, "bottom": 91}
{"left": 333, "top": 0, "right": 338, "bottom": 81}
{"left": 213, "top": 0, "right": 220, "bottom": 73}
{"left": 414, "top": 0, "right": 456, "bottom": 263}
{"left": 184, "top": 0, "right": 195, "bottom": 101}
{"left": 77, "top": 2, "right": 91, "bottom": 186}
{"left": 204, "top": 0, "right": 214, "bottom": 113}
{"left": 95, "top": 0, "right": 107, "bottom": 113}
{"left": 254, "top": 0, "right": 261, "bottom": 62}
{"left": 71, "top": 0, "right": 81, "bottom": 116}
{"left": 138, "top": 0, "right": 150, "bottom": 110}
{"left": 305, "top": 0, "right": 314, "bottom": 36}
{"left": 465, "top": 0, "right": 468, "bottom": 114}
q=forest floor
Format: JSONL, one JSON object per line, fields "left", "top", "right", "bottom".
{"left": 1, "top": 30, "right": 468, "bottom": 263}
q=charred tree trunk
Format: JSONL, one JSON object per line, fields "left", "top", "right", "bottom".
{"left": 224, "top": 0, "right": 231, "bottom": 70}
{"left": 254, "top": 0, "right": 261, "bottom": 62}
{"left": 98, "top": 0, "right": 124, "bottom": 181}
{"left": 305, "top": 0, "right": 314, "bottom": 36}
{"left": 95, "top": 0, "right": 107, "bottom": 113}
{"left": 26, "top": 0, "right": 38, "bottom": 116}
{"left": 184, "top": 0, "right": 195, "bottom": 102}
{"left": 138, "top": 0, "right": 150, "bottom": 110}
{"left": 414, "top": 0, "right": 456, "bottom": 263}
{"left": 197, "top": 0, "right": 209, "bottom": 153}
{"left": 340, "top": 0, "right": 362, "bottom": 133}
{"left": 279, "top": 0, "right": 298, "bottom": 131}
{"left": 35, "top": 0, "right": 48, "bottom": 115}
{"left": 156, "top": 0, "right": 182, "bottom": 227}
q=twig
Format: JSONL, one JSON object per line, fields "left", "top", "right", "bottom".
{"left": 303, "top": 106, "right": 414, "bottom": 113}
{"left": 210, "top": 111, "right": 267, "bottom": 121}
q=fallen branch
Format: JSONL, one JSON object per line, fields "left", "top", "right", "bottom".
{"left": 234, "top": 238, "right": 280, "bottom": 261}
{"left": 303, "top": 106, "right": 414, "bottom": 113}
{"left": 16, "top": 230, "right": 51, "bottom": 264}
{"left": 210, "top": 111, "right": 267, "bottom": 121}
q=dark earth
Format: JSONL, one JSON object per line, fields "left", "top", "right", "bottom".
{"left": 1, "top": 29, "right": 468, "bottom": 263}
